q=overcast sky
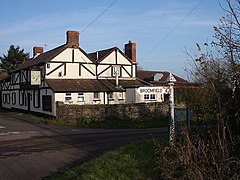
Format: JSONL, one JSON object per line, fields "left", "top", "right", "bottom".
{"left": 0, "top": 0, "right": 230, "bottom": 78}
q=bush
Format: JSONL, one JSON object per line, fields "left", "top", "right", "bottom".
{"left": 155, "top": 124, "right": 240, "bottom": 179}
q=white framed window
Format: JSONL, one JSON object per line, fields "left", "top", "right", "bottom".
{"left": 93, "top": 92, "right": 100, "bottom": 100}
{"left": 47, "top": 63, "right": 50, "bottom": 68}
{"left": 150, "top": 94, "right": 156, "bottom": 100}
{"left": 144, "top": 94, "right": 156, "bottom": 100}
{"left": 34, "top": 90, "right": 40, "bottom": 107}
{"left": 118, "top": 92, "right": 124, "bottom": 100}
{"left": 12, "top": 92, "right": 16, "bottom": 105}
{"left": 144, "top": 94, "right": 149, "bottom": 100}
{"left": 109, "top": 92, "right": 114, "bottom": 99}
{"left": 3, "top": 94, "right": 6, "bottom": 104}
{"left": 19, "top": 90, "right": 25, "bottom": 106}
{"left": 78, "top": 92, "right": 84, "bottom": 102}
{"left": 65, "top": 93, "right": 72, "bottom": 102}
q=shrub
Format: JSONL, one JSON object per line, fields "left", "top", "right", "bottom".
{"left": 155, "top": 125, "right": 240, "bottom": 179}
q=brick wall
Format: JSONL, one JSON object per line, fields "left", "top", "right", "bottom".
{"left": 56, "top": 102, "right": 169, "bottom": 123}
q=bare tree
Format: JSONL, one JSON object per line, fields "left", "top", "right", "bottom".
{"left": 212, "top": 0, "right": 240, "bottom": 129}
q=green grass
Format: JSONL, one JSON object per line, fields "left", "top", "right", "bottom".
{"left": 49, "top": 140, "right": 159, "bottom": 180}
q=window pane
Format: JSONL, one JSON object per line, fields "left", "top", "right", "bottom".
{"left": 150, "top": 94, "right": 156, "bottom": 100}
{"left": 34, "top": 90, "right": 40, "bottom": 107}
{"left": 94, "top": 92, "right": 99, "bottom": 99}
{"left": 118, "top": 92, "right": 124, "bottom": 99}
{"left": 78, "top": 92, "right": 84, "bottom": 101}
{"left": 12, "top": 93, "right": 16, "bottom": 105}
{"left": 65, "top": 97, "right": 72, "bottom": 101}
{"left": 109, "top": 92, "right": 113, "bottom": 99}
{"left": 65, "top": 93, "right": 72, "bottom": 102}
{"left": 144, "top": 94, "right": 149, "bottom": 100}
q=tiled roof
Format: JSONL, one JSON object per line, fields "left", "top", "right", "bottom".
{"left": 12, "top": 45, "right": 67, "bottom": 72}
{"left": 12, "top": 45, "right": 93, "bottom": 73}
{"left": 88, "top": 47, "right": 116, "bottom": 62}
{"left": 46, "top": 78, "right": 148, "bottom": 93}
{"left": 137, "top": 70, "right": 188, "bottom": 83}
{"left": 137, "top": 70, "right": 200, "bottom": 87}
{"left": 88, "top": 47, "right": 133, "bottom": 63}
{"left": 99, "top": 78, "right": 150, "bottom": 88}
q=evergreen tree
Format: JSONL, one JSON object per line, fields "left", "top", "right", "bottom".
{"left": 0, "top": 45, "right": 29, "bottom": 73}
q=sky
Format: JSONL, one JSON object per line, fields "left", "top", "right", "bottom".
{"left": 0, "top": 0, "right": 231, "bottom": 79}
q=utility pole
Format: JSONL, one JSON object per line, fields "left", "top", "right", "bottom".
{"left": 168, "top": 73, "right": 176, "bottom": 145}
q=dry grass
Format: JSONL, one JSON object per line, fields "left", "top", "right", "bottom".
{"left": 155, "top": 124, "right": 240, "bottom": 180}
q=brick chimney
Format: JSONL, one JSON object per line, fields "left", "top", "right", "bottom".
{"left": 66, "top": 30, "right": 79, "bottom": 48}
{"left": 33, "top": 46, "right": 43, "bottom": 57}
{"left": 124, "top": 41, "right": 136, "bottom": 64}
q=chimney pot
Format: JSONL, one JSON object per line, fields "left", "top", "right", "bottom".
{"left": 33, "top": 46, "right": 43, "bottom": 57}
{"left": 66, "top": 30, "right": 80, "bottom": 48}
{"left": 124, "top": 41, "right": 136, "bottom": 64}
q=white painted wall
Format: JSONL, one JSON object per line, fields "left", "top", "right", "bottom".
{"left": 100, "top": 52, "right": 115, "bottom": 64}
{"left": 121, "top": 66, "right": 132, "bottom": 77}
{"left": 117, "top": 51, "right": 131, "bottom": 64}
{"left": 51, "top": 49, "right": 73, "bottom": 62}
{"left": 54, "top": 91, "right": 126, "bottom": 105}
{"left": 1, "top": 88, "right": 56, "bottom": 116}
{"left": 66, "top": 63, "right": 79, "bottom": 77}
{"left": 125, "top": 86, "right": 170, "bottom": 104}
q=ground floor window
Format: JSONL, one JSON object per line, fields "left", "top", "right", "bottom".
{"left": 109, "top": 92, "right": 114, "bottom": 99}
{"left": 144, "top": 94, "right": 156, "bottom": 100}
{"left": 118, "top": 92, "right": 124, "bottom": 100}
{"left": 2, "top": 94, "right": 6, "bottom": 104}
{"left": 93, "top": 92, "right": 100, "bottom": 100}
{"left": 19, "top": 90, "right": 25, "bottom": 106}
{"left": 33, "top": 90, "right": 40, "bottom": 108}
{"left": 12, "top": 92, "right": 16, "bottom": 105}
{"left": 78, "top": 92, "right": 84, "bottom": 102}
{"left": 3, "top": 93, "right": 10, "bottom": 104}
{"left": 65, "top": 93, "right": 72, "bottom": 102}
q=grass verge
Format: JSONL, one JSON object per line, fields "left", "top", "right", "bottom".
{"left": 49, "top": 139, "right": 161, "bottom": 180}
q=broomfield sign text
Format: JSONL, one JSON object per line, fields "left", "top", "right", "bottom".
{"left": 137, "top": 87, "right": 164, "bottom": 94}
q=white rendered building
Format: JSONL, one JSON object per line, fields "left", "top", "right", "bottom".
{"left": 1, "top": 30, "right": 169, "bottom": 116}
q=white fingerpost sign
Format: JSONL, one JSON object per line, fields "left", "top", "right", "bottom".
{"left": 113, "top": 65, "right": 120, "bottom": 87}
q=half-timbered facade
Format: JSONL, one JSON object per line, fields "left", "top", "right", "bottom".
{"left": 1, "top": 30, "right": 152, "bottom": 116}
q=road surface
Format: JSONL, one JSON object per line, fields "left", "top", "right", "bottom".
{"left": 0, "top": 110, "right": 167, "bottom": 180}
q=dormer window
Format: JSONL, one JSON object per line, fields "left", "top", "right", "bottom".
{"left": 154, "top": 73, "right": 163, "bottom": 81}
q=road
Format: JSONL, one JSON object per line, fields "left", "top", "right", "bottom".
{"left": 0, "top": 110, "right": 167, "bottom": 180}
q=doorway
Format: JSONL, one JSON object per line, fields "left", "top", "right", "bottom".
{"left": 27, "top": 93, "right": 31, "bottom": 112}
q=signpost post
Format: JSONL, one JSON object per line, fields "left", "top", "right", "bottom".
{"left": 167, "top": 73, "right": 176, "bottom": 145}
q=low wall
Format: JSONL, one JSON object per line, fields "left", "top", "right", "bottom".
{"left": 56, "top": 102, "right": 169, "bottom": 123}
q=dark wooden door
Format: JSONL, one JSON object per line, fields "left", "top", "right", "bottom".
{"left": 27, "top": 93, "right": 31, "bottom": 112}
